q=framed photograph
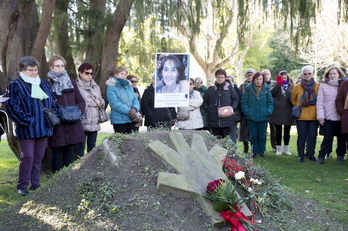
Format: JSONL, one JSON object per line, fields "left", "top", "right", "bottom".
{"left": 155, "top": 53, "right": 190, "bottom": 108}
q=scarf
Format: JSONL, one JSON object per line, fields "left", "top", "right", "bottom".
{"left": 282, "top": 80, "right": 289, "bottom": 91}
{"left": 47, "top": 70, "right": 74, "bottom": 96}
{"left": 253, "top": 84, "right": 262, "bottom": 97}
{"left": 20, "top": 72, "right": 48, "bottom": 100}
{"left": 325, "top": 79, "right": 339, "bottom": 87}
{"left": 300, "top": 78, "right": 317, "bottom": 107}
{"left": 115, "top": 77, "right": 130, "bottom": 88}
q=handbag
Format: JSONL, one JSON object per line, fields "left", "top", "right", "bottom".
{"left": 86, "top": 90, "right": 109, "bottom": 123}
{"left": 291, "top": 105, "right": 302, "bottom": 119}
{"left": 98, "top": 108, "right": 109, "bottom": 123}
{"left": 38, "top": 100, "right": 60, "bottom": 127}
{"left": 58, "top": 94, "right": 82, "bottom": 124}
{"left": 176, "top": 109, "right": 190, "bottom": 121}
{"left": 218, "top": 106, "right": 234, "bottom": 118}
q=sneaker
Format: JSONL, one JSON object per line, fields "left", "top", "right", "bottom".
{"left": 250, "top": 153, "right": 257, "bottom": 158}
{"left": 298, "top": 157, "right": 304, "bottom": 162}
{"left": 325, "top": 153, "right": 332, "bottom": 159}
{"left": 314, "top": 158, "right": 324, "bottom": 164}
{"left": 259, "top": 153, "right": 264, "bottom": 157}
{"left": 18, "top": 188, "right": 29, "bottom": 196}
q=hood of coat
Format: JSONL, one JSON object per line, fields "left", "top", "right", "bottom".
{"left": 106, "top": 77, "right": 116, "bottom": 86}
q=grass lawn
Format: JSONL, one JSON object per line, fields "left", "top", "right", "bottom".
{"left": 0, "top": 129, "right": 347, "bottom": 224}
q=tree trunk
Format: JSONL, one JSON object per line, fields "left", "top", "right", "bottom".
{"left": 84, "top": 0, "right": 106, "bottom": 85}
{"left": 54, "top": 0, "right": 76, "bottom": 79}
{"left": 99, "top": 0, "right": 135, "bottom": 104}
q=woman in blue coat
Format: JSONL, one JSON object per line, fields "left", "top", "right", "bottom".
{"left": 106, "top": 66, "right": 140, "bottom": 134}
{"left": 6, "top": 56, "right": 56, "bottom": 195}
{"left": 241, "top": 72, "right": 274, "bottom": 158}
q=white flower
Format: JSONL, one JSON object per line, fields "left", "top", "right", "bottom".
{"left": 234, "top": 171, "right": 245, "bottom": 180}
{"left": 248, "top": 187, "right": 253, "bottom": 192}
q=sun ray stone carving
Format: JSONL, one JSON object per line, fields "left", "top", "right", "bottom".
{"left": 148, "top": 131, "right": 251, "bottom": 226}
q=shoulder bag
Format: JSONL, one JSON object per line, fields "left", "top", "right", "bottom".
{"left": 58, "top": 94, "right": 82, "bottom": 124}
{"left": 38, "top": 100, "right": 61, "bottom": 127}
{"left": 291, "top": 105, "right": 302, "bottom": 119}
{"left": 86, "top": 90, "right": 109, "bottom": 123}
{"left": 176, "top": 108, "right": 190, "bottom": 121}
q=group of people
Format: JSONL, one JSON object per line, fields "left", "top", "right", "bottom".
{"left": 6, "top": 56, "right": 107, "bottom": 196}
{"left": 6, "top": 54, "right": 348, "bottom": 197}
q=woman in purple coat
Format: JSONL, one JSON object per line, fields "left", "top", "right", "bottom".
{"left": 47, "top": 55, "right": 85, "bottom": 173}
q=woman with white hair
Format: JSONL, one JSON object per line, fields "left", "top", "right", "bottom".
{"left": 291, "top": 65, "right": 320, "bottom": 162}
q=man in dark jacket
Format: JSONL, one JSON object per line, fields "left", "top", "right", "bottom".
{"left": 141, "top": 75, "right": 176, "bottom": 131}
{"left": 203, "top": 69, "right": 239, "bottom": 139}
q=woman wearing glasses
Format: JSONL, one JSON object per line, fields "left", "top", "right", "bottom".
{"left": 127, "top": 74, "right": 142, "bottom": 131}
{"left": 6, "top": 56, "right": 56, "bottom": 195}
{"left": 47, "top": 55, "right": 85, "bottom": 173}
{"left": 75, "top": 63, "right": 105, "bottom": 157}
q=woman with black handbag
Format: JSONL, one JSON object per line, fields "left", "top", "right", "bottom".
{"left": 75, "top": 63, "right": 105, "bottom": 157}
{"left": 6, "top": 56, "right": 56, "bottom": 195}
{"left": 47, "top": 55, "right": 86, "bottom": 173}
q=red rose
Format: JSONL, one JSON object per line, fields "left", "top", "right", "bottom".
{"left": 207, "top": 179, "right": 225, "bottom": 192}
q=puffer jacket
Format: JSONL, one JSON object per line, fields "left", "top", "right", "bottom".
{"left": 106, "top": 77, "right": 140, "bottom": 124}
{"left": 241, "top": 83, "right": 274, "bottom": 122}
{"left": 202, "top": 81, "right": 239, "bottom": 128}
{"left": 316, "top": 82, "right": 340, "bottom": 121}
{"left": 291, "top": 82, "right": 320, "bottom": 121}
{"left": 269, "top": 84, "right": 293, "bottom": 126}
{"left": 76, "top": 77, "right": 105, "bottom": 132}
{"left": 176, "top": 90, "right": 204, "bottom": 129}
{"left": 6, "top": 77, "right": 55, "bottom": 140}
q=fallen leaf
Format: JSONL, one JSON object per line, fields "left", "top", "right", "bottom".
{"left": 316, "top": 179, "right": 321, "bottom": 182}
{"left": 325, "top": 210, "right": 332, "bottom": 213}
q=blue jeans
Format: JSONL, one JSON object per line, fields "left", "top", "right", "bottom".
{"left": 296, "top": 120, "right": 318, "bottom": 158}
{"left": 318, "top": 120, "right": 346, "bottom": 159}
{"left": 76, "top": 131, "right": 98, "bottom": 158}
{"left": 246, "top": 120, "right": 268, "bottom": 154}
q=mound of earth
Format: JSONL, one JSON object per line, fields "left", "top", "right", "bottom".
{"left": 0, "top": 130, "right": 345, "bottom": 230}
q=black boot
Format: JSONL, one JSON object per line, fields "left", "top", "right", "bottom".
{"left": 243, "top": 142, "right": 249, "bottom": 153}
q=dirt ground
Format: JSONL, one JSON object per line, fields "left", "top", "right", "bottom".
{"left": 0, "top": 130, "right": 345, "bottom": 230}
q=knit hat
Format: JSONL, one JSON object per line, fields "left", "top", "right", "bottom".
{"left": 244, "top": 68, "right": 256, "bottom": 76}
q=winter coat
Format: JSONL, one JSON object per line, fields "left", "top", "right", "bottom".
{"left": 106, "top": 77, "right": 140, "bottom": 125}
{"left": 76, "top": 77, "right": 105, "bottom": 132}
{"left": 241, "top": 83, "right": 274, "bottom": 122}
{"left": 194, "top": 85, "right": 208, "bottom": 128}
{"left": 6, "top": 77, "right": 55, "bottom": 140}
{"left": 291, "top": 82, "right": 320, "bottom": 121}
{"left": 202, "top": 81, "right": 239, "bottom": 128}
{"left": 176, "top": 90, "right": 204, "bottom": 129}
{"left": 269, "top": 84, "right": 293, "bottom": 126}
{"left": 133, "top": 87, "right": 142, "bottom": 128}
{"left": 317, "top": 82, "right": 340, "bottom": 122}
{"left": 141, "top": 84, "right": 176, "bottom": 128}
{"left": 238, "top": 80, "right": 251, "bottom": 142}
{"left": 48, "top": 79, "right": 86, "bottom": 148}
{"left": 335, "top": 79, "right": 348, "bottom": 133}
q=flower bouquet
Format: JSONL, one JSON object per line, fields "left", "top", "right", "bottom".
{"left": 204, "top": 179, "right": 254, "bottom": 231}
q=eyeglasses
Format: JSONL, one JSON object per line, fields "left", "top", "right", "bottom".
{"left": 190, "top": 83, "right": 193, "bottom": 85}
{"left": 195, "top": 81, "right": 203, "bottom": 84}
{"left": 84, "top": 71, "right": 94, "bottom": 75}
{"left": 25, "top": 69, "right": 38, "bottom": 72}
{"left": 53, "top": 64, "right": 65, "bottom": 68}
{"left": 131, "top": 80, "right": 137, "bottom": 83}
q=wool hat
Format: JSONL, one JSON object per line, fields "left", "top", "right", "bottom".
{"left": 244, "top": 68, "right": 256, "bottom": 76}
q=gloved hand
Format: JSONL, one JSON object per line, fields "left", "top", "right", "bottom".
{"left": 276, "top": 75, "right": 283, "bottom": 85}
